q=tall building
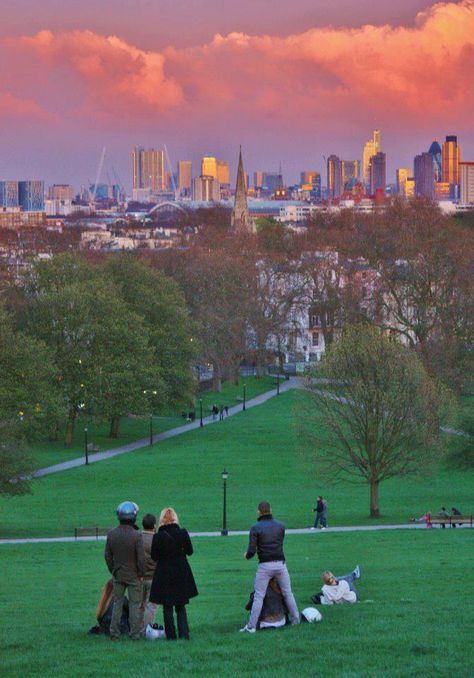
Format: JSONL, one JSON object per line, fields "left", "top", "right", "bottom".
{"left": 396, "top": 168, "right": 412, "bottom": 196}
{"left": 327, "top": 155, "right": 343, "bottom": 199}
{"left": 261, "top": 172, "right": 282, "bottom": 193}
{"left": 201, "top": 156, "right": 218, "bottom": 178}
{"left": 216, "top": 160, "right": 230, "bottom": 185}
{"left": 369, "top": 152, "right": 386, "bottom": 195}
{"left": 254, "top": 171, "right": 264, "bottom": 189}
{"left": 48, "top": 184, "right": 74, "bottom": 201}
{"left": 363, "top": 130, "right": 381, "bottom": 187}
{"left": 342, "top": 160, "right": 360, "bottom": 190}
{"left": 0, "top": 180, "right": 19, "bottom": 207}
{"left": 19, "top": 180, "right": 44, "bottom": 212}
{"left": 441, "top": 135, "right": 461, "bottom": 185}
{"left": 192, "top": 175, "right": 220, "bottom": 202}
{"left": 414, "top": 153, "right": 435, "bottom": 199}
{"left": 428, "top": 141, "right": 442, "bottom": 182}
{"left": 300, "top": 171, "right": 321, "bottom": 199}
{"left": 132, "top": 147, "right": 166, "bottom": 193}
{"left": 231, "top": 147, "right": 254, "bottom": 233}
{"left": 178, "top": 160, "right": 192, "bottom": 196}
{"left": 460, "top": 162, "right": 474, "bottom": 204}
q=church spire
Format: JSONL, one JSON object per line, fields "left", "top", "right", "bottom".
{"left": 230, "top": 146, "right": 255, "bottom": 233}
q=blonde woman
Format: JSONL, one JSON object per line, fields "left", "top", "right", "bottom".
{"left": 149, "top": 507, "right": 198, "bottom": 640}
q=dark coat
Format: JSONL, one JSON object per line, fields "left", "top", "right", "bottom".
{"left": 149, "top": 524, "right": 198, "bottom": 606}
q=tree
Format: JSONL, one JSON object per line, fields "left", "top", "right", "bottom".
{"left": 301, "top": 324, "right": 443, "bottom": 517}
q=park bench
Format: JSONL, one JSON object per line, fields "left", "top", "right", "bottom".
{"left": 74, "top": 526, "right": 112, "bottom": 540}
{"left": 86, "top": 442, "right": 100, "bottom": 453}
{"left": 235, "top": 396, "right": 244, "bottom": 402}
{"left": 430, "top": 515, "right": 473, "bottom": 528}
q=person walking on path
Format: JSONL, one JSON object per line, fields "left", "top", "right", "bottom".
{"left": 104, "top": 501, "right": 145, "bottom": 641}
{"left": 149, "top": 507, "right": 198, "bottom": 640}
{"left": 240, "top": 501, "right": 300, "bottom": 634}
{"left": 140, "top": 513, "right": 158, "bottom": 630}
{"left": 312, "top": 496, "right": 328, "bottom": 530}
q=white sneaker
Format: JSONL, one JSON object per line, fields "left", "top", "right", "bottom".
{"left": 321, "top": 527, "right": 326, "bottom": 530}
{"left": 239, "top": 624, "right": 256, "bottom": 634}
{"left": 310, "top": 527, "right": 316, "bottom": 530}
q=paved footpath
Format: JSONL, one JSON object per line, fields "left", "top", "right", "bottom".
{"left": 33, "top": 378, "right": 300, "bottom": 479}
{"left": 0, "top": 523, "right": 433, "bottom": 546}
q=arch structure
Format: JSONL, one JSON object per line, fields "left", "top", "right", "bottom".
{"left": 147, "top": 201, "right": 187, "bottom": 216}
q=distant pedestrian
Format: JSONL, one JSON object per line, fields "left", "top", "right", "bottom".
{"left": 212, "top": 404, "right": 218, "bottom": 420}
{"left": 240, "top": 501, "right": 300, "bottom": 633}
{"left": 219, "top": 405, "right": 224, "bottom": 421}
{"left": 311, "top": 496, "right": 328, "bottom": 530}
{"left": 104, "top": 501, "right": 145, "bottom": 641}
{"left": 224, "top": 406, "right": 229, "bottom": 416}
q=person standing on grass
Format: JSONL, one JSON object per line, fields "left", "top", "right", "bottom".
{"left": 140, "top": 513, "right": 158, "bottom": 631}
{"left": 240, "top": 501, "right": 300, "bottom": 634}
{"left": 149, "top": 507, "right": 198, "bottom": 640}
{"left": 104, "top": 501, "right": 145, "bottom": 641}
{"left": 312, "top": 496, "right": 328, "bottom": 530}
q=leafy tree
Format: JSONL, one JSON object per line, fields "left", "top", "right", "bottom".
{"left": 301, "top": 324, "right": 443, "bottom": 517}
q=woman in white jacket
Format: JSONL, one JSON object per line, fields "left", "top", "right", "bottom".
{"left": 311, "top": 566, "right": 360, "bottom": 605}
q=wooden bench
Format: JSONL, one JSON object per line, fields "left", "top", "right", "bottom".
{"left": 86, "top": 443, "right": 100, "bottom": 453}
{"left": 74, "top": 526, "right": 112, "bottom": 540}
{"left": 430, "top": 515, "right": 473, "bottom": 528}
{"left": 235, "top": 396, "right": 244, "bottom": 402}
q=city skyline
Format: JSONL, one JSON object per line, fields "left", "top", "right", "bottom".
{"left": 0, "top": 0, "right": 473, "bottom": 186}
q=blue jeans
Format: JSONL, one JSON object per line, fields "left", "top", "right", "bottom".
{"left": 313, "top": 512, "right": 327, "bottom": 528}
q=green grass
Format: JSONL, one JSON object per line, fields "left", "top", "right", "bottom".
{"left": 1, "top": 530, "right": 473, "bottom": 678}
{"left": 1, "top": 391, "right": 473, "bottom": 539}
{"left": 25, "top": 376, "right": 278, "bottom": 469}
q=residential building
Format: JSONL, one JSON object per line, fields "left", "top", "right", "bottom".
{"left": 460, "top": 162, "right": 474, "bottom": 204}
{"left": 327, "top": 155, "right": 343, "bottom": 199}
{"left": 362, "top": 130, "right": 381, "bottom": 187}
{"left": 132, "top": 147, "right": 166, "bottom": 193}
{"left": 19, "top": 180, "right": 44, "bottom": 212}
{"left": 369, "top": 152, "right": 386, "bottom": 195}
{"left": 48, "top": 184, "right": 74, "bottom": 201}
{"left": 414, "top": 152, "right": 435, "bottom": 199}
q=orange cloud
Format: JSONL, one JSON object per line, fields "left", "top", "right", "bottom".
{"left": 2, "top": 1, "right": 474, "bottom": 128}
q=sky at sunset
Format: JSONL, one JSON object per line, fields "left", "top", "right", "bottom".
{"left": 1, "top": 0, "right": 473, "bottom": 189}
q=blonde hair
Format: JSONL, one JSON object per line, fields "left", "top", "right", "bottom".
{"left": 322, "top": 570, "right": 335, "bottom": 585}
{"left": 159, "top": 507, "right": 179, "bottom": 526}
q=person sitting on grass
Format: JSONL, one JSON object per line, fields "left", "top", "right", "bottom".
{"left": 88, "top": 579, "right": 130, "bottom": 636}
{"left": 311, "top": 566, "right": 360, "bottom": 605}
{"left": 244, "top": 577, "right": 288, "bottom": 630}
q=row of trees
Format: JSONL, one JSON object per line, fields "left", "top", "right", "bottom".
{"left": 0, "top": 254, "right": 196, "bottom": 492}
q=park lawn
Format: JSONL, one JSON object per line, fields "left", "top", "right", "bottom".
{"left": 25, "top": 376, "right": 278, "bottom": 470}
{"left": 1, "top": 530, "right": 473, "bottom": 678}
{"left": 1, "top": 391, "right": 473, "bottom": 539}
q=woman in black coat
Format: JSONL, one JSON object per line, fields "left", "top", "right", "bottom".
{"left": 149, "top": 507, "right": 198, "bottom": 640}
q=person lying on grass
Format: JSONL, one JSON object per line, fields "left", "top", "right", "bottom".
{"left": 311, "top": 566, "right": 360, "bottom": 605}
{"left": 244, "top": 577, "right": 288, "bottom": 630}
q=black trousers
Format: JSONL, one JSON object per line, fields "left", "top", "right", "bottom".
{"left": 163, "top": 604, "right": 189, "bottom": 640}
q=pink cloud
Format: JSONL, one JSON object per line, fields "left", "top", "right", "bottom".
{"left": 0, "top": 92, "right": 55, "bottom": 123}
{"left": 2, "top": 1, "right": 474, "bottom": 129}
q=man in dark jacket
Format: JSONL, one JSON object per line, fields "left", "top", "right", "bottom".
{"left": 240, "top": 501, "right": 300, "bottom": 633}
{"left": 104, "top": 501, "right": 145, "bottom": 640}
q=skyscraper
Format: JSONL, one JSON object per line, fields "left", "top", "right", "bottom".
{"left": 0, "top": 180, "right": 19, "bottom": 207}
{"left": 396, "top": 168, "right": 413, "bottom": 197}
{"left": 132, "top": 147, "right": 166, "bottom": 193}
{"left": 231, "top": 147, "right": 254, "bottom": 233}
{"left": 48, "top": 184, "right": 75, "bottom": 201}
{"left": 441, "top": 135, "right": 461, "bottom": 185}
{"left": 363, "top": 130, "right": 381, "bottom": 187}
{"left": 300, "top": 171, "right": 321, "bottom": 199}
{"left": 342, "top": 160, "right": 360, "bottom": 190}
{"left": 327, "top": 155, "right": 343, "bottom": 199}
{"left": 19, "top": 180, "right": 44, "bottom": 212}
{"left": 460, "top": 162, "right": 474, "bottom": 204}
{"left": 178, "top": 160, "right": 192, "bottom": 196}
{"left": 414, "top": 153, "right": 435, "bottom": 199}
{"left": 369, "top": 152, "right": 386, "bottom": 195}
{"left": 428, "top": 141, "right": 442, "bottom": 182}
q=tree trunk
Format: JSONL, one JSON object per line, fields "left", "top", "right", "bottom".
{"left": 255, "top": 344, "right": 267, "bottom": 378}
{"left": 49, "top": 421, "right": 59, "bottom": 442}
{"left": 109, "top": 415, "right": 121, "bottom": 438}
{"left": 212, "top": 364, "right": 222, "bottom": 392}
{"left": 369, "top": 479, "right": 380, "bottom": 518}
{"left": 64, "top": 411, "right": 76, "bottom": 447}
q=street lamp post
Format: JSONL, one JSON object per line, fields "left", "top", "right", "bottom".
{"left": 221, "top": 469, "right": 229, "bottom": 536}
{"left": 84, "top": 427, "right": 89, "bottom": 466}
{"left": 243, "top": 384, "right": 246, "bottom": 411}
{"left": 149, "top": 414, "right": 153, "bottom": 447}
{"left": 276, "top": 372, "right": 280, "bottom": 396}
{"left": 199, "top": 398, "right": 203, "bottom": 428}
